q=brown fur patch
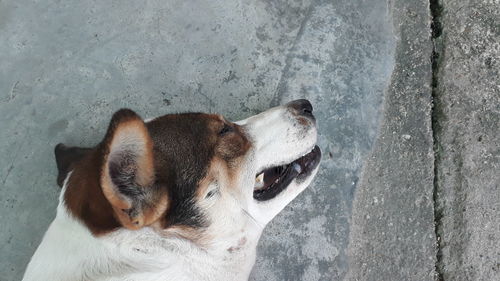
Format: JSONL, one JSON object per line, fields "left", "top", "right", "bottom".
{"left": 195, "top": 120, "right": 252, "bottom": 198}
{"left": 215, "top": 121, "right": 251, "bottom": 163}
{"left": 65, "top": 148, "right": 121, "bottom": 236}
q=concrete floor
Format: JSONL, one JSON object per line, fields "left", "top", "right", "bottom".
{"left": 0, "top": 0, "right": 498, "bottom": 280}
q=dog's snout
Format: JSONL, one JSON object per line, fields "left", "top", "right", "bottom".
{"left": 287, "top": 99, "right": 314, "bottom": 119}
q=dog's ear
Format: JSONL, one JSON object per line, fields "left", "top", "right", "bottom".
{"left": 100, "top": 109, "right": 168, "bottom": 230}
{"left": 54, "top": 144, "right": 92, "bottom": 187}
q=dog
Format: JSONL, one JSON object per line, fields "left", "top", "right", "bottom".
{"left": 22, "top": 99, "right": 321, "bottom": 281}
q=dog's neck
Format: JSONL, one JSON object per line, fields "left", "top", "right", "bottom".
{"left": 23, "top": 184, "right": 261, "bottom": 281}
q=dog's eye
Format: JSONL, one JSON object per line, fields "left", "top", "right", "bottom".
{"left": 205, "top": 189, "right": 217, "bottom": 199}
{"left": 219, "top": 123, "right": 233, "bottom": 136}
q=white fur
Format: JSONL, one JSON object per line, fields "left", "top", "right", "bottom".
{"left": 23, "top": 104, "right": 319, "bottom": 281}
{"left": 23, "top": 182, "right": 261, "bottom": 281}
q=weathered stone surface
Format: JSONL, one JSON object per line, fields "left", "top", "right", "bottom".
{"left": 344, "top": 0, "right": 437, "bottom": 280}
{"left": 433, "top": 0, "right": 500, "bottom": 280}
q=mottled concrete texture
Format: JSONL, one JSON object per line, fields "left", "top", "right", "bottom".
{"left": 433, "top": 0, "right": 500, "bottom": 280}
{"left": 0, "top": 1, "right": 397, "bottom": 280}
{"left": 0, "top": 0, "right": 496, "bottom": 280}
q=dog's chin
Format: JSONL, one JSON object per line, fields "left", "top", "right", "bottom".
{"left": 253, "top": 145, "right": 321, "bottom": 201}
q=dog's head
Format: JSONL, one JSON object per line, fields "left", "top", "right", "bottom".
{"left": 57, "top": 100, "right": 321, "bottom": 243}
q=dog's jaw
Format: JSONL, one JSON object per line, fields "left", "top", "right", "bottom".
{"left": 235, "top": 105, "right": 318, "bottom": 171}
{"left": 236, "top": 101, "right": 321, "bottom": 225}
{"left": 249, "top": 163, "right": 321, "bottom": 225}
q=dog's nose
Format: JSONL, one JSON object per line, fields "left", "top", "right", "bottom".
{"left": 287, "top": 99, "right": 314, "bottom": 119}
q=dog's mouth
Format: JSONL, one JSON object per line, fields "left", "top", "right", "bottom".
{"left": 253, "top": 146, "right": 321, "bottom": 201}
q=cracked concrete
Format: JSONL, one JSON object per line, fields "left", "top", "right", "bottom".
{"left": 344, "top": 0, "right": 436, "bottom": 279}
{"left": 0, "top": 0, "right": 497, "bottom": 280}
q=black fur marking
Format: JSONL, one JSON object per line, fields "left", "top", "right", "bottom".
{"left": 54, "top": 143, "right": 92, "bottom": 187}
{"left": 148, "top": 113, "right": 217, "bottom": 229}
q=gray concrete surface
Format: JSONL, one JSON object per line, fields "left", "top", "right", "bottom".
{"left": 0, "top": 0, "right": 497, "bottom": 280}
{"left": 344, "top": 0, "right": 437, "bottom": 279}
{"left": 251, "top": 0, "right": 397, "bottom": 279}
{"left": 433, "top": 0, "right": 500, "bottom": 280}
{"left": 0, "top": 1, "right": 397, "bottom": 280}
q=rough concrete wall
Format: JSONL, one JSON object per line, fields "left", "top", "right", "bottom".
{"left": 345, "top": 0, "right": 437, "bottom": 280}
{"left": 433, "top": 0, "right": 500, "bottom": 280}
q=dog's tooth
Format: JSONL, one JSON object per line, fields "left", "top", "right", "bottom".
{"left": 256, "top": 172, "right": 264, "bottom": 183}
{"left": 254, "top": 173, "right": 265, "bottom": 189}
